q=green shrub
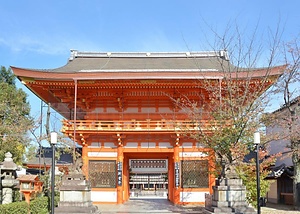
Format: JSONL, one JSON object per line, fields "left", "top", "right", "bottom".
{"left": 13, "top": 189, "right": 22, "bottom": 202}
{"left": 0, "top": 196, "right": 50, "bottom": 214}
{"left": 0, "top": 190, "right": 59, "bottom": 214}
{"left": 30, "top": 197, "right": 49, "bottom": 214}
{"left": 55, "top": 191, "right": 60, "bottom": 207}
{"left": 0, "top": 201, "right": 29, "bottom": 214}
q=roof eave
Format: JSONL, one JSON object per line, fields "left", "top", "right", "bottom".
{"left": 11, "top": 65, "right": 286, "bottom": 82}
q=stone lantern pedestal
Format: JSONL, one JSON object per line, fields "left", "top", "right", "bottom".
{"left": 55, "top": 173, "right": 99, "bottom": 214}
{"left": 204, "top": 160, "right": 256, "bottom": 214}
{"left": 205, "top": 177, "right": 256, "bottom": 214}
{"left": 0, "top": 152, "right": 19, "bottom": 204}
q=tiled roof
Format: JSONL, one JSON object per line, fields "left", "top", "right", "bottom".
{"left": 25, "top": 147, "right": 81, "bottom": 166}
{"left": 267, "top": 163, "right": 294, "bottom": 178}
{"left": 25, "top": 50, "right": 235, "bottom": 73}
{"left": 25, "top": 157, "right": 52, "bottom": 166}
{"left": 11, "top": 50, "right": 287, "bottom": 82}
{"left": 17, "top": 174, "right": 38, "bottom": 181}
{"left": 273, "top": 96, "right": 300, "bottom": 113}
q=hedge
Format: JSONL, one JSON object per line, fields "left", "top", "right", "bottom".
{"left": 0, "top": 201, "right": 29, "bottom": 214}
{"left": 30, "top": 197, "right": 49, "bottom": 214}
{"left": 0, "top": 196, "right": 49, "bottom": 214}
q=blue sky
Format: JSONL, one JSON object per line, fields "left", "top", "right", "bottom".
{"left": 0, "top": 0, "right": 299, "bottom": 118}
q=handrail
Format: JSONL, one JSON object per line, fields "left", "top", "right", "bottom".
{"left": 61, "top": 119, "right": 212, "bottom": 132}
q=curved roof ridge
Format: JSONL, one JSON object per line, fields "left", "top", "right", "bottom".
{"left": 69, "top": 49, "right": 229, "bottom": 60}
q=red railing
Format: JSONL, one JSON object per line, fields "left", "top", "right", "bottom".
{"left": 62, "top": 119, "right": 210, "bottom": 133}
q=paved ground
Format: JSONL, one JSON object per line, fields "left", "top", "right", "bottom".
{"left": 96, "top": 198, "right": 300, "bottom": 214}
{"left": 260, "top": 202, "right": 299, "bottom": 214}
{"left": 97, "top": 198, "right": 204, "bottom": 213}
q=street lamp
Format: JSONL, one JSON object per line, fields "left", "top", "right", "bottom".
{"left": 50, "top": 131, "right": 57, "bottom": 214}
{"left": 254, "top": 131, "right": 261, "bottom": 214}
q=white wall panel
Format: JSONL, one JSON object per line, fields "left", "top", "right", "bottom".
{"left": 91, "top": 191, "right": 117, "bottom": 202}
{"left": 180, "top": 191, "right": 209, "bottom": 202}
{"left": 179, "top": 152, "right": 208, "bottom": 158}
{"left": 88, "top": 152, "right": 117, "bottom": 157}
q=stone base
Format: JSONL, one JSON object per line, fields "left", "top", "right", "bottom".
{"left": 212, "top": 200, "right": 248, "bottom": 207}
{"left": 204, "top": 206, "right": 234, "bottom": 213}
{"left": 58, "top": 201, "right": 94, "bottom": 207}
{"left": 55, "top": 205, "right": 99, "bottom": 214}
{"left": 205, "top": 178, "right": 256, "bottom": 214}
{"left": 234, "top": 206, "right": 256, "bottom": 214}
{"left": 204, "top": 206, "right": 256, "bottom": 214}
{"left": 56, "top": 173, "right": 99, "bottom": 213}
{"left": 216, "top": 178, "right": 243, "bottom": 186}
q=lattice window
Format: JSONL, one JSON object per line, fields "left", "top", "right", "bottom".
{"left": 181, "top": 160, "right": 209, "bottom": 188}
{"left": 89, "top": 160, "right": 116, "bottom": 188}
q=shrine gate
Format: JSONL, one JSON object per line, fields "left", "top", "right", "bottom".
{"left": 12, "top": 50, "right": 284, "bottom": 205}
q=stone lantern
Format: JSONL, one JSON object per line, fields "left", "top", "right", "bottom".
{"left": 18, "top": 175, "right": 43, "bottom": 204}
{"left": 0, "top": 152, "right": 19, "bottom": 204}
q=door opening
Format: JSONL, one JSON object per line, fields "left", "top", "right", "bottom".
{"left": 129, "top": 159, "right": 168, "bottom": 198}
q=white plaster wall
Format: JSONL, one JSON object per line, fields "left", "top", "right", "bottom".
{"left": 180, "top": 191, "right": 209, "bottom": 203}
{"left": 88, "top": 152, "right": 117, "bottom": 157}
{"left": 267, "top": 181, "right": 278, "bottom": 203}
{"left": 265, "top": 103, "right": 300, "bottom": 168}
{"left": 89, "top": 142, "right": 101, "bottom": 148}
{"left": 91, "top": 191, "right": 117, "bottom": 203}
{"left": 180, "top": 142, "right": 193, "bottom": 148}
{"left": 266, "top": 125, "right": 293, "bottom": 167}
{"left": 159, "top": 142, "right": 172, "bottom": 148}
{"left": 179, "top": 152, "right": 208, "bottom": 158}
{"left": 141, "top": 142, "right": 156, "bottom": 148}
{"left": 124, "top": 143, "right": 138, "bottom": 148}
{"left": 104, "top": 142, "right": 117, "bottom": 148}
{"left": 197, "top": 143, "right": 206, "bottom": 148}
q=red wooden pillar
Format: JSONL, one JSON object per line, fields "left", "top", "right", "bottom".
{"left": 82, "top": 143, "right": 88, "bottom": 178}
{"left": 23, "top": 192, "right": 31, "bottom": 204}
{"left": 117, "top": 144, "right": 124, "bottom": 204}
{"left": 173, "top": 143, "right": 180, "bottom": 204}
{"left": 123, "top": 155, "right": 129, "bottom": 202}
{"left": 168, "top": 155, "right": 174, "bottom": 201}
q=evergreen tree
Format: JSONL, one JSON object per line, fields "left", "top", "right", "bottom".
{"left": 0, "top": 66, "right": 33, "bottom": 164}
{"left": 0, "top": 66, "right": 15, "bottom": 85}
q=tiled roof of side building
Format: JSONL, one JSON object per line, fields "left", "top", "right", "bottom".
{"left": 273, "top": 95, "right": 300, "bottom": 113}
